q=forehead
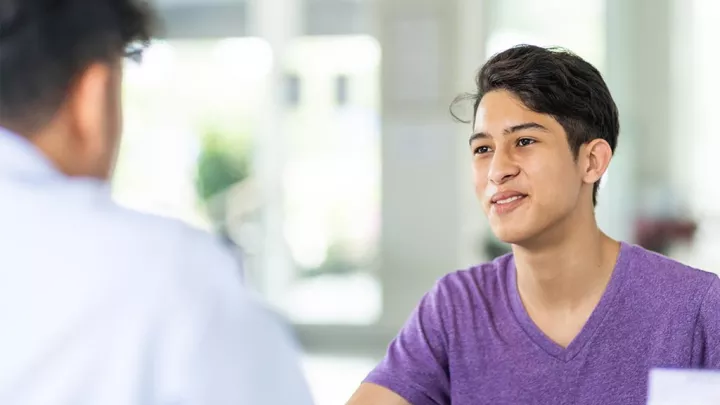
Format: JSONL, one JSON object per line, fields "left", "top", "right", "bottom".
{"left": 473, "top": 90, "right": 559, "bottom": 134}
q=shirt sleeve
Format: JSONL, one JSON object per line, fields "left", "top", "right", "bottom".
{"left": 364, "top": 280, "right": 451, "bottom": 405}
{"left": 157, "top": 237, "right": 315, "bottom": 405}
{"left": 693, "top": 276, "right": 720, "bottom": 368}
{"left": 181, "top": 300, "right": 314, "bottom": 405}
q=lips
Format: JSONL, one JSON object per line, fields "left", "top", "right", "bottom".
{"left": 490, "top": 191, "right": 528, "bottom": 204}
{"left": 489, "top": 190, "right": 528, "bottom": 215}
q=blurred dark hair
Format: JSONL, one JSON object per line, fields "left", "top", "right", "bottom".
{"left": 0, "top": 0, "right": 154, "bottom": 133}
{"left": 452, "top": 44, "right": 620, "bottom": 206}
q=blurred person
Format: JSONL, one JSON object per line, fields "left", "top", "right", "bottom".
{"left": 348, "top": 45, "right": 720, "bottom": 405}
{"left": 0, "top": 1, "right": 313, "bottom": 404}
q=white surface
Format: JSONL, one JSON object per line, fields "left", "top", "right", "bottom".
{"left": 647, "top": 369, "right": 720, "bottom": 405}
{"left": 285, "top": 273, "right": 382, "bottom": 325}
{"left": 303, "top": 355, "right": 377, "bottom": 405}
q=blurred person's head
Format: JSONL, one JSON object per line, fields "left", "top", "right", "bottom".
{"left": 0, "top": 0, "right": 153, "bottom": 179}
{"left": 456, "top": 45, "right": 619, "bottom": 247}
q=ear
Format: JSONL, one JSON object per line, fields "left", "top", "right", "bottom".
{"left": 66, "top": 62, "right": 113, "bottom": 156}
{"left": 581, "top": 139, "right": 613, "bottom": 185}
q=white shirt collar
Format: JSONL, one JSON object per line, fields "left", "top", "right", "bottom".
{"left": 0, "top": 127, "right": 59, "bottom": 179}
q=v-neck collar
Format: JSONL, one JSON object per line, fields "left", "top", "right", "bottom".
{"left": 506, "top": 242, "right": 634, "bottom": 362}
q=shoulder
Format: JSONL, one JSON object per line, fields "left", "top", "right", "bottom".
{"left": 100, "top": 207, "right": 281, "bottom": 339}
{"left": 94, "top": 197, "right": 236, "bottom": 263}
{"left": 436, "top": 253, "right": 512, "bottom": 295}
{"left": 621, "top": 242, "right": 717, "bottom": 296}
{"left": 697, "top": 276, "right": 720, "bottom": 330}
{"left": 103, "top": 208, "right": 283, "bottom": 357}
{"left": 620, "top": 243, "right": 720, "bottom": 327}
{"left": 70, "top": 194, "right": 247, "bottom": 310}
{"left": 699, "top": 276, "right": 720, "bottom": 316}
{"left": 693, "top": 275, "right": 720, "bottom": 366}
{"left": 423, "top": 254, "right": 513, "bottom": 315}
{"left": 118, "top": 209, "right": 243, "bottom": 300}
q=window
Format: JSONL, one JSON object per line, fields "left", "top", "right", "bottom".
{"left": 116, "top": 38, "right": 271, "bottom": 232}
{"left": 285, "top": 74, "right": 302, "bottom": 107}
{"left": 279, "top": 35, "right": 382, "bottom": 324}
{"left": 335, "top": 75, "right": 349, "bottom": 106}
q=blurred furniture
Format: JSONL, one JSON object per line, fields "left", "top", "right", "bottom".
{"left": 635, "top": 218, "right": 697, "bottom": 256}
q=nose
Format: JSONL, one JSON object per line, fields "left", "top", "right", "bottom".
{"left": 487, "top": 149, "right": 519, "bottom": 185}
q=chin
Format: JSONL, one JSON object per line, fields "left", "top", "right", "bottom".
{"left": 489, "top": 222, "right": 539, "bottom": 246}
{"left": 493, "top": 232, "right": 529, "bottom": 246}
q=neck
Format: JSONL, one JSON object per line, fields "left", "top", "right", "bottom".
{"left": 512, "top": 206, "right": 621, "bottom": 310}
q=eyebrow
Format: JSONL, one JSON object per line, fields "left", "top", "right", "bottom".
{"left": 468, "top": 122, "right": 549, "bottom": 144}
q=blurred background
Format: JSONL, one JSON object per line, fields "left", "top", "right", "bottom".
{"left": 114, "top": 0, "right": 720, "bottom": 403}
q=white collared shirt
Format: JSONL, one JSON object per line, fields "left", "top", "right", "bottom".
{"left": 0, "top": 129, "right": 314, "bottom": 405}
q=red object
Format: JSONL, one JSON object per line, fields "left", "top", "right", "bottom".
{"left": 635, "top": 218, "right": 697, "bottom": 254}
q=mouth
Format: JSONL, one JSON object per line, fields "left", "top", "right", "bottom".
{"left": 490, "top": 192, "right": 528, "bottom": 215}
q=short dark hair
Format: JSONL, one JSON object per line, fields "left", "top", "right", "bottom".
{"left": 0, "top": 0, "right": 154, "bottom": 132}
{"left": 453, "top": 44, "right": 620, "bottom": 206}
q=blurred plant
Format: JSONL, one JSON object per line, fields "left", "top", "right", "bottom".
{"left": 195, "top": 127, "right": 250, "bottom": 226}
{"left": 299, "top": 242, "right": 369, "bottom": 278}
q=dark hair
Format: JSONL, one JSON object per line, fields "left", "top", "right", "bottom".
{"left": 452, "top": 44, "right": 620, "bottom": 206}
{"left": 0, "top": 0, "right": 154, "bottom": 133}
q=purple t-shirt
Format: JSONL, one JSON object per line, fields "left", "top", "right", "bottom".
{"left": 366, "top": 242, "right": 720, "bottom": 405}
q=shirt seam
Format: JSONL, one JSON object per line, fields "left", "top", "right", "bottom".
{"left": 690, "top": 276, "right": 718, "bottom": 360}
{"left": 433, "top": 276, "right": 452, "bottom": 360}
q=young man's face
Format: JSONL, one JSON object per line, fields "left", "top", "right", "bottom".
{"left": 470, "top": 90, "right": 587, "bottom": 245}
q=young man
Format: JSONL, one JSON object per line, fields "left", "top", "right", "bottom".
{"left": 348, "top": 45, "right": 720, "bottom": 405}
{"left": 0, "top": 1, "right": 313, "bottom": 404}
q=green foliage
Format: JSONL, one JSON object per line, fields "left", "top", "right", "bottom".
{"left": 195, "top": 128, "right": 250, "bottom": 203}
{"left": 299, "top": 242, "right": 369, "bottom": 278}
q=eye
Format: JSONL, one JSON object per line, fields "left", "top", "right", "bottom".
{"left": 473, "top": 145, "right": 493, "bottom": 155}
{"left": 517, "top": 138, "right": 536, "bottom": 147}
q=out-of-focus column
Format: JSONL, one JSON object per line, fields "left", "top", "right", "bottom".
{"left": 248, "top": 0, "right": 303, "bottom": 303}
{"left": 674, "top": 0, "right": 720, "bottom": 271}
{"left": 682, "top": 0, "right": 720, "bottom": 214}
{"left": 599, "top": 0, "right": 678, "bottom": 242}
{"left": 374, "top": 0, "right": 489, "bottom": 330}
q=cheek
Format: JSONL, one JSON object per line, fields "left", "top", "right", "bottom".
{"left": 472, "top": 161, "right": 488, "bottom": 189}
{"left": 527, "top": 159, "right": 581, "bottom": 204}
